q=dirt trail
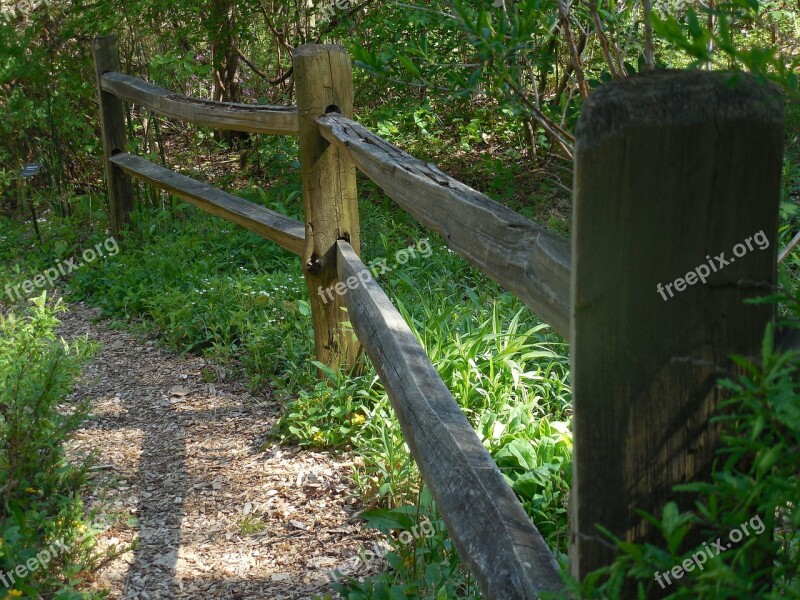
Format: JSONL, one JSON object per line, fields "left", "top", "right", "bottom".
{"left": 58, "top": 302, "right": 376, "bottom": 599}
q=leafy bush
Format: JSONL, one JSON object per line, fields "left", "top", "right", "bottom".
{"left": 570, "top": 324, "right": 800, "bottom": 599}
{"left": 329, "top": 488, "right": 481, "bottom": 600}
{"left": 0, "top": 296, "right": 106, "bottom": 599}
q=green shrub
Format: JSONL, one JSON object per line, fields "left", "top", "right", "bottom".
{"left": 329, "top": 488, "right": 481, "bottom": 600}
{"left": 569, "top": 323, "right": 800, "bottom": 599}
{"left": 0, "top": 296, "right": 106, "bottom": 599}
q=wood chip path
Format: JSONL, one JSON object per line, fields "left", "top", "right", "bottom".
{"left": 58, "top": 302, "right": 378, "bottom": 599}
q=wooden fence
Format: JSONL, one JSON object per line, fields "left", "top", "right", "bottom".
{"left": 93, "top": 35, "right": 785, "bottom": 599}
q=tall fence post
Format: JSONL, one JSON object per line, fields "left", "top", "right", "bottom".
{"left": 569, "top": 71, "right": 783, "bottom": 581}
{"left": 293, "top": 44, "right": 361, "bottom": 371}
{"left": 92, "top": 35, "right": 135, "bottom": 236}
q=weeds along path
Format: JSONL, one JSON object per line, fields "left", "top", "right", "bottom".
{"left": 58, "top": 301, "right": 377, "bottom": 599}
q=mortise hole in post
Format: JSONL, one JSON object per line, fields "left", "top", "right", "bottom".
{"left": 325, "top": 104, "right": 340, "bottom": 115}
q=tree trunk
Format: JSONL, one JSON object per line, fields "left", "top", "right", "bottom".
{"left": 209, "top": 0, "right": 244, "bottom": 143}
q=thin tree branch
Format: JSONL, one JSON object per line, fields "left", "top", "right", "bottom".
{"left": 558, "top": 0, "right": 590, "bottom": 99}
{"left": 588, "top": 0, "right": 622, "bottom": 77}
{"left": 502, "top": 74, "right": 575, "bottom": 160}
{"left": 237, "top": 48, "right": 294, "bottom": 85}
{"left": 258, "top": 0, "right": 295, "bottom": 56}
{"left": 642, "top": 0, "right": 655, "bottom": 70}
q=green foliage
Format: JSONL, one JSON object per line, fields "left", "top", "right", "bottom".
{"left": 0, "top": 296, "right": 89, "bottom": 500}
{"left": 64, "top": 189, "right": 312, "bottom": 391}
{"left": 568, "top": 322, "right": 800, "bottom": 599}
{"left": 330, "top": 489, "right": 481, "bottom": 600}
{"left": 0, "top": 296, "right": 107, "bottom": 599}
{"left": 494, "top": 419, "right": 572, "bottom": 556}
{"left": 348, "top": 0, "right": 579, "bottom": 157}
{"left": 0, "top": 198, "right": 115, "bottom": 311}
{"left": 236, "top": 516, "right": 266, "bottom": 537}
{"left": 651, "top": 1, "right": 800, "bottom": 96}
{"left": 1, "top": 3, "right": 798, "bottom": 598}
{"left": 271, "top": 229, "right": 573, "bottom": 516}
{"left": 270, "top": 368, "right": 378, "bottom": 451}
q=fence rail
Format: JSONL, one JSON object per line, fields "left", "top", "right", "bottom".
{"left": 336, "top": 239, "right": 564, "bottom": 597}
{"left": 93, "top": 34, "right": 785, "bottom": 600}
{"left": 110, "top": 153, "right": 305, "bottom": 255}
{"left": 100, "top": 71, "right": 300, "bottom": 135}
{"left": 318, "top": 113, "right": 572, "bottom": 339}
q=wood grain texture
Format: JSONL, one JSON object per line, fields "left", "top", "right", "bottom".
{"left": 570, "top": 70, "right": 783, "bottom": 581}
{"left": 317, "top": 112, "right": 571, "bottom": 339}
{"left": 101, "top": 72, "right": 299, "bottom": 135}
{"left": 110, "top": 153, "right": 305, "bottom": 255}
{"left": 336, "top": 239, "right": 564, "bottom": 600}
{"left": 294, "top": 44, "right": 361, "bottom": 370}
{"left": 92, "top": 36, "right": 135, "bottom": 235}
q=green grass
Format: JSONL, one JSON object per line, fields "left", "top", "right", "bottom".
{"left": 0, "top": 166, "right": 574, "bottom": 598}
{"left": 1, "top": 95, "right": 797, "bottom": 597}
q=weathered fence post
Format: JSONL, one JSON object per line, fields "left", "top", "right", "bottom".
{"left": 293, "top": 44, "right": 361, "bottom": 371}
{"left": 570, "top": 71, "right": 783, "bottom": 581}
{"left": 92, "top": 35, "right": 135, "bottom": 236}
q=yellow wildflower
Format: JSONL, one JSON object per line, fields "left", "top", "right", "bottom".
{"left": 351, "top": 414, "right": 366, "bottom": 426}
{"left": 8, "top": 590, "right": 23, "bottom": 597}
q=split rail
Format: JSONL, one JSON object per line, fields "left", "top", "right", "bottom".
{"left": 93, "top": 35, "right": 785, "bottom": 599}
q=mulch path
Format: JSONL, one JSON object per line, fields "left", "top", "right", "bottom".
{"left": 57, "top": 301, "right": 380, "bottom": 599}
